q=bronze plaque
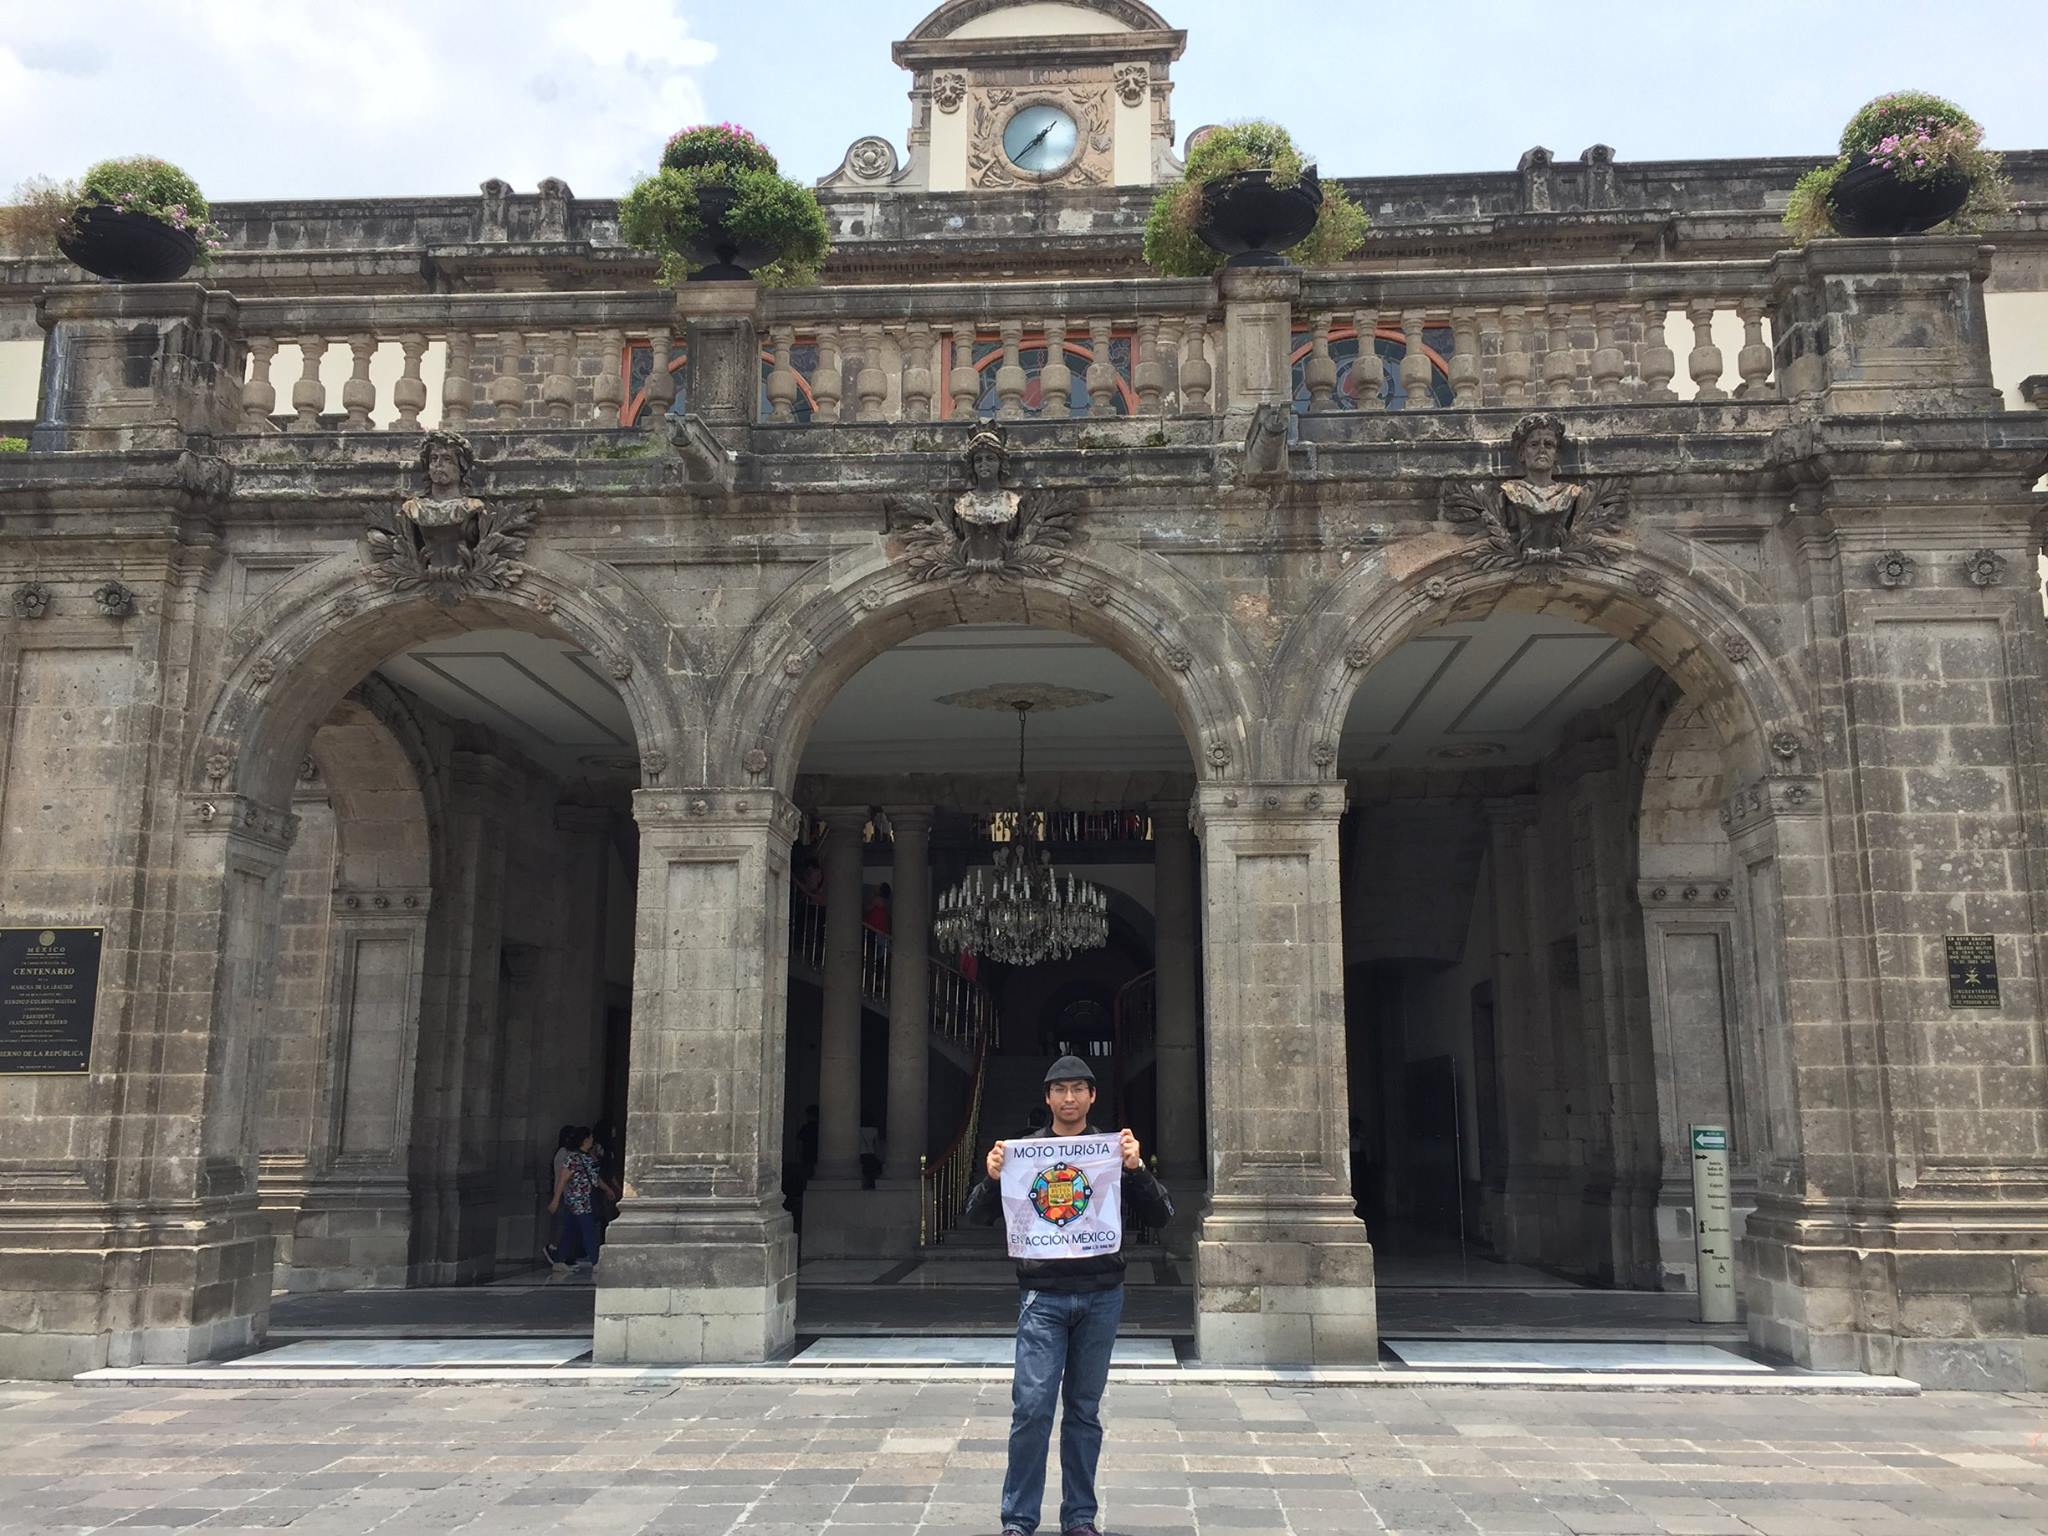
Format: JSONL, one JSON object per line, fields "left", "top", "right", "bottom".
{"left": 0, "top": 927, "right": 102, "bottom": 1073}
{"left": 1945, "top": 934, "right": 2001, "bottom": 1009}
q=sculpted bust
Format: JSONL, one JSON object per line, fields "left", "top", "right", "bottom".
{"left": 891, "top": 423, "right": 1078, "bottom": 589}
{"left": 1439, "top": 412, "right": 1631, "bottom": 583}
{"left": 367, "top": 429, "right": 534, "bottom": 606}
{"left": 954, "top": 431, "right": 1026, "bottom": 574}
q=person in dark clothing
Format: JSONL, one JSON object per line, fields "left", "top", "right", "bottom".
{"left": 963, "top": 1054, "right": 1174, "bottom": 1536}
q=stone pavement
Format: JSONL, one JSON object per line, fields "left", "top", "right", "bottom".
{"left": 5, "top": 1381, "right": 2048, "bottom": 1535}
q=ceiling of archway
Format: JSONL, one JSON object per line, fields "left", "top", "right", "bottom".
{"left": 372, "top": 616, "right": 1658, "bottom": 785}
{"left": 1344, "top": 612, "right": 1657, "bottom": 769}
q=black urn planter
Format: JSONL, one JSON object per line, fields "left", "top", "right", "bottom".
{"left": 684, "top": 182, "right": 781, "bottom": 281}
{"left": 57, "top": 203, "right": 199, "bottom": 283}
{"left": 1826, "top": 157, "right": 1971, "bottom": 237}
{"left": 1195, "top": 166, "right": 1324, "bottom": 268}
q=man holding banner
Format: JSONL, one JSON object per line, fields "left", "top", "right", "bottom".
{"left": 964, "top": 1054, "right": 1176, "bottom": 1536}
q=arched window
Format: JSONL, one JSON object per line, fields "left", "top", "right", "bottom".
{"left": 1289, "top": 325, "right": 1454, "bottom": 412}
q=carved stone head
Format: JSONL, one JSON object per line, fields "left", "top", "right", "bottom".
{"left": 417, "top": 430, "right": 475, "bottom": 496}
{"left": 964, "top": 424, "right": 1006, "bottom": 489}
{"left": 1509, "top": 412, "right": 1567, "bottom": 481}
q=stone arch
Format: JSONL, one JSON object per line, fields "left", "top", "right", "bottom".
{"left": 708, "top": 545, "right": 1264, "bottom": 790}
{"left": 1272, "top": 534, "right": 1812, "bottom": 788}
{"left": 191, "top": 550, "right": 688, "bottom": 810}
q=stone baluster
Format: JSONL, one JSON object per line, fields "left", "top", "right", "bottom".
{"left": 1498, "top": 305, "right": 1530, "bottom": 407}
{"left": 1735, "top": 298, "right": 1773, "bottom": 399}
{"left": 490, "top": 331, "right": 526, "bottom": 425}
{"left": 1133, "top": 315, "right": 1164, "bottom": 414}
{"left": 241, "top": 337, "right": 278, "bottom": 429}
{"left": 994, "top": 321, "right": 1027, "bottom": 419}
{"left": 1179, "top": 317, "right": 1213, "bottom": 414}
{"left": 880, "top": 327, "right": 904, "bottom": 421}
{"left": 1085, "top": 318, "right": 1117, "bottom": 416}
{"left": 810, "top": 325, "right": 842, "bottom": 424}
{"left": 591, "top": 329, "right": 625, "bottom": 425}
{"left": 340, "top": 335, "right": 377, "bottom": 431}
{"left": 1687, "top": 300, "right": 1726, "bottom": 401}
{"left": 291, "top": 336, "right": 327, "bottom": 432}
{"left": 542, "top": 333, "right": 576, "bottom": 424}
{"left": 902, "top": 322, "right": 935, "bottom": 422}
{"left": 764, "top": 325, "right": 798, "bottom": 422}
{"left": 1542, "top": 304, "right": 1576, "bottom": 406}
{"left": 1637, "top": 300, "right": 1676, "bottom": 400}
{"left": 1303, "top": 313, "right": 1337, "bottom": 411}
{"left": 643, "top": 330, "right": 676, "bottom": 423}
{"left": 855, "top": 323, "right": 888, "bottom": 423}
{"left": 442, "top": 332, "right": 473, "bottom": 429}
{"left": 1448, "top": 311, "right": 1481, "bottom": 408}
{"left": 1590, "top": 302, "right": 1625, "bottom": 404}
{"left": 1038, "top": 318, "right": 1071, "bottom": 420}
{"left": 949, "top": 325, "right": 980, "bottom": 419}
{"left": 1400, "top": 310, "right": 1432, "bottom": 411}
{"left": 1158, "top": 318, "right": 1184, "bottom": 411}
{"left": 1351, "top": 310, "right": 1382, "bottom": 411}
{"left": 392, "top": 334, "right": 428, "bottom": 431}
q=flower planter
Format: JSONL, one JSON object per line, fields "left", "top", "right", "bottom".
{"left": 57, "top": 203, "right": 199, "bottom": 283}
{"left": 1195, "top": 167, "right": 1324, "bottom": 268}
{"left": 684, "top": 182, "right": 782, "bottom": 281}
{"left": 1826, "top": 158, "right": 1970, "bottom": 237}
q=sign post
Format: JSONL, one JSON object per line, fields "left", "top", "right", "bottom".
{"left": 1690, "top": 1123, "right": 1736, "bottom": 1323}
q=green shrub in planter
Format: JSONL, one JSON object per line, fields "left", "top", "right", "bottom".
{"left": 619, "top": 124, "right": 829, "bottom": 285}
{"left": 1785, "top": 91, "right": 2007, "bottom": 242}
{"left": 1143, "top": 121, "right": 1367, "bottom": 277}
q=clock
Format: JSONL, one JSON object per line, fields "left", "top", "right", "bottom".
{"left": 1002, "top": 103, "right": 1080, "bottom": 176}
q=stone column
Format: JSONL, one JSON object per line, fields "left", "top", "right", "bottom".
{"left": 677, "top": 281, "right": 761, "bottom": 426}
{"left": 1480, "top": 797, "right": 1542, "bottom": 1260}
{"left": 593, "top": 789, "right": 801, "bottom": 1364}
{"left": 883, "top": 807, "right": 933, "bottom": 1185}
{"left": 813, "top": 806, "right": 868, "bottom": 1188}
{"left": 1149, "top": 799, "right": 1203, "bottom": 1253}
{"left": 1218, "top": 266, "right": 1302, "bottom": 432}
{"left": 1193, "top": 784, "right": 1375, "bottom": 1364}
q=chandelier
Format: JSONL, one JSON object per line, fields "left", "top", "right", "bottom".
{"left": 933, "top": 700, "right": 1109, "bottom": 967}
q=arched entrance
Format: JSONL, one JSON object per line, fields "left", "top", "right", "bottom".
{"left": 1299, "top": 556, "right": 1816, "bottom": 1355}
{"left": 149, "top": 568, "right": 665, "bottom": 1362}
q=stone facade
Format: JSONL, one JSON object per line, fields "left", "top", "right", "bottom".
{"left": 2, "top": 0, "right": 2048, "bottom": 1388}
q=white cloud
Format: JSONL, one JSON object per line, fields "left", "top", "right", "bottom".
{"left": 0, "top": 0, "right": 717, "bottom": 201}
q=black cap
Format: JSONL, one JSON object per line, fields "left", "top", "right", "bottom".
{"left": 1044, "top": 1054, "right": 1096, "bottom": 1086}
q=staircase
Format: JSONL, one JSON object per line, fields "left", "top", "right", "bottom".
{"left": 787, "top": 893, "right": 998, "bottom": 1244}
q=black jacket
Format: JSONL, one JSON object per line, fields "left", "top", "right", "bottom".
{"left": 962, "top": 1123, "right": 1175, "bottom": 1292}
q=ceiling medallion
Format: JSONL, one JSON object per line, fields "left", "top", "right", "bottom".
{"left": 932, "top": 697, "right": 1108, "bottom": 968}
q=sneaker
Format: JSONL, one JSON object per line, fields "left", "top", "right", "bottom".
{"left": 542, "top": 1243, "right": 560, "bottom": 1266}
{"left": 1063, "top": 1526, "right": 1102, "bottom": 1536}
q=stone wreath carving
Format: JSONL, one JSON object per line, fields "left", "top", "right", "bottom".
{"left": 366, "top": 430, "right": 535, "bottom": 609}
{"left": 1438, "top": 413, "right": 1631, "bottom": 585}
{"left": 890, "top": 425, "right": 1081, "bottom": 589}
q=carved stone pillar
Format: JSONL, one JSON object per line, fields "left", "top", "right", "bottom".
{"left": 1193, "top": 784, "right": 1375, "bottom": 1364}
{"left": 1150, "top": 799, "right": 1203, "bottom": 1255}
{"left": 679, "top": 283, "right": 760, "bottom": 427}
{"left": 1218, "top": 266, "right": 1302, "bottom": 429}
{"left": 813, "top": 805, "right": 869, "bottom": 1191}
{"left": 593, "top": 790, "right": 801, "bottom": 1364}
{"left": 883, "top": 806, "right": 932, "bottom": 1187}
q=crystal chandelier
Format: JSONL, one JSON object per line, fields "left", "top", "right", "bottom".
{"left": 933, "top": 701, "right": 1109, "bottom": 967}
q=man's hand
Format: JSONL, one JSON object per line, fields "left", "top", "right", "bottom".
{"left": 1120, "top": 1129, "right": 1142, "bottom": 1171}
{"left": 986, "top": 1141, "right": 1006, "bottom": 1180}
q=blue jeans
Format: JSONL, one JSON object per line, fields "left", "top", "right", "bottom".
{"left": 999, "top": 1285, "right": 1124, "bottom": 1534}
{"left": 554, "top": 1207, "right": 598, "bottom": 1266}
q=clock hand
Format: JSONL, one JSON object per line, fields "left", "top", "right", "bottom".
{"left": 1020, "top": 123, "right": 1055, "bottom": 157}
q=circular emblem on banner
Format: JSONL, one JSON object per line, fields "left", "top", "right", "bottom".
{"left": 37, "top": 930, "right": 55, "bottom": 947}
{"left": 1029, "top": 1162, "right": 1093, "bottom": 1228}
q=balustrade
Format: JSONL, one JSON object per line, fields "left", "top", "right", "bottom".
{"left": 209, "top": 260, "right": 1778, "bottom": 437}
{"left": 1292, "top": 259, "right": 1779, "bottom": 411}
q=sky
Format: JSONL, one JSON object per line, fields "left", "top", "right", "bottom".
{"left": 2, "top": 1, "right": 2045, "bottom": 202}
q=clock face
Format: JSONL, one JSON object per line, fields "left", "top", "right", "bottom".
{"left": 1002, "top": 104, "right": 1079, "bottom": 175}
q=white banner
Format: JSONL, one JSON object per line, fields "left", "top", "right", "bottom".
{"left": 999, "top": 1134, "right": 1124, "bottom": 1260}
